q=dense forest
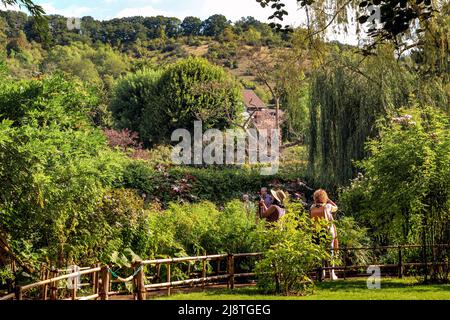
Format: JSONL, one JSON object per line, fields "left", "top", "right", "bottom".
{"left": 0, "top": 0, "right": 449, "bottom": 296}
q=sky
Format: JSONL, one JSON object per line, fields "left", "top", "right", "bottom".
{"left": 2, "top": 0, "right": 359, "bottom": 44}
{"left": 29, "top": 0, "right": 305, "bottom": 24}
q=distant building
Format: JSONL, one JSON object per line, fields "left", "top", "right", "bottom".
{"left": 242, "top": 89, "right": 284, "bottom": 135}
{"left": 243, "top": 89, "right": 266, "bottom": 110}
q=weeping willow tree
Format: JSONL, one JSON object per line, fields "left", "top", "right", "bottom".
{"left": 307, "top": 45, "right": 416, "bottom": 187}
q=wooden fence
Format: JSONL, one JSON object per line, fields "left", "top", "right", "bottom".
{"left": 0, "top": 244, "right": 448, "bottom": 300}
{"left": 323, "top": 243, "right": 450, "bottom": 281}
{"left": 0, "top": 253, "right": 262, "bottom": 301}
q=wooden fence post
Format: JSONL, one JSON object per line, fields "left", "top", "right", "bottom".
{"left": 71, "top": 277, "right": 77, "bottom": 301}
{"left": 99, "top": 265, "right": 109, "bottom": 300}
{"left": 166, "top": 262, "right": 171, "bottom": 296}
{"left": 136, "top": 262, "right": 146, "bottom": 301}
{"left": 217, "top": 259, "right": 220, "bottom": 276}
{"left": 15, "top": 285, "right": 23, "bottom": 300}
{"left": 318, "top": 265, "right": 324, "bottom": 282}
{"left": 202, "top": 258, "right": 207, "bottom": 290}
{"left": 157, "top": 263, "right": 161, "bottom": 282}
{"left": 40, "top": 264, "right": 49, "bottom": 300}
{"left": 50, "top": 269, "right": 59, "bottom": 300}
{"left": 398, "top": 246, "right": 403, "bottom": 279}
{"left": 93, "top": 263, "right": 100, "bottom": 298}
{"left": 343, "top": 249, "right": 347, "bottom": 281}
{"left": 227, "top": 254, "right": 235, "bottom": 290}
{"left": 187, "top": 262, "right": 191, "bottom": 283}
{"left": 132, "top": 262, "right": 138, "bottom": 300}
{"left": 71, "top": 266, "right": 79, "bottom": 301}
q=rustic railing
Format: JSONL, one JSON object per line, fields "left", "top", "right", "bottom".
{"left": 0, "top": 244, "right": 448, "bottom": 300}
{"left": 321, "top": 243, "right": 450, "bottom": 281}
{"left": 0, "top": 266, "right": 102, "bottom": 301}
{"left": 135, "top": 252, "right": 263, "bottom": 300}
{"left": 0, "top": 253, "right": 263, "bottom": 301}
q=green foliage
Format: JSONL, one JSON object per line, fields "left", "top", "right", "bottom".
{"left": 308, "top": 45, "right": 415, "bottom": 188}
{"left": 110, "top": 68, "right": 162, "bottom": 142}
{"left": 120, "top": 159, "right": 307, "bottom": 205}
{"left": 334, "top": 217, "right": 372, "bottom": 266}
{"left": 339, "top": 107, "right": 449, "bottom": 281}
{"left": 201, "top": 15, "right": 230, "bottom": 38}
{"left": 255, "top": 202, "right": 329, "bottom": 296}
{"left": 208, "top": 200, "right": 265, "bottom": 254}
{"left": 92, "top": 189, "right": 148, "bottom": 263}
{"left": 242, "top": 27, "right": 262, "bottom": 46}
{"left": 143, "top": 200, "right": 264, "bottom": 259}
{"left": 206, "top": 42, "right": 238, "bottom": 68}
{"left": 181, "top": 16, "right": 202, "bottom": 37}
{"left": 43, "top": 42, "right": 130, "bottom": 88}
{"left": 0, "top": 75, "right": 126, "bottom": 267}
{"left": 153, "top": 56, "right": 243, "bottom": 133}
{"left": 112, "top": 57, "right": 243, "bottom": 146}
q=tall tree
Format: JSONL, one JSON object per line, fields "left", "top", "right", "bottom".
{"left": 201, "top": 14, "right": 230, "bottom": 38}
{"left": 308, "top": 45, "right": 415, "bottom": 187}
{"left": 181, "top": 16, "right": 202, "bottom": 36}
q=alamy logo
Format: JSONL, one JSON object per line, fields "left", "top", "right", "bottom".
{"left": 66, "top": 265, "right": 81, "bottom": 290}
{"left": 66, "top": 18, "right": 82, "bottom": 31}
{"left": 171, "top": 121, "right": 280, "bottom": 175}
{"left": 367, "top": 265, "right": 381, "bottom": 290}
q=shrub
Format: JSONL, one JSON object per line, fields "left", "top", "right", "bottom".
{"left": 143, "top": 57, "right": 243, "bottom": 140}
{"left": 339, "top": 107, "right": 450, "bottom": 282}
{"left": 103, "top": 128, "right": 142, "bottom": 151}
{"left": 110, "top": 68, "right": 162, "bottom": 143}
{"left": 255, "top": 202, "right": 329, "bottom": 296}
{"left": 120, "top": 160, "right": 308, "bottom": 205}
{"left": 0, "top": 75, "right": 126, "bottom": 267}
{"left": 88, "top": 189, "right": 149, "bottom": 263}
{"left": 142, "top": 200, "right": 263, "bottom": 259}
{"left": 334, "top": 217, "right": 372, "bottom": 266}
{"left": 111, "top": 57, "right": 243, "bottom": 146}
{"left": 204, "top": 200, "right": 265, "bottom": 254}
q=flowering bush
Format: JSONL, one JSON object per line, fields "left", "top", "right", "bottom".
{"left": 103, "top": 128, "right": 142, "bottom": 151}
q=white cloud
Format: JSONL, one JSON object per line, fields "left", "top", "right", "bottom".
{"left": 0, "top": 3, "right": 20, "bottom": 11}
{"left": 115, "top": 6, "right": 171, "bottom": 18}
{"left": 40, "top": 3, "right": 94, "bottom": 17}
{"left": 196, "top": 0, "right": 304, "bottom": 26}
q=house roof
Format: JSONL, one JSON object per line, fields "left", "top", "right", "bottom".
{"left": 252, "top": 109, "right": 285, "bottom": 131}
{"left": 242, "top": 89, "right": 266, "bottom": 109}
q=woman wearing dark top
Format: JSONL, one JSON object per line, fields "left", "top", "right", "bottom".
{"left": 259, "top": 190, "right": 287, "bottom": 223}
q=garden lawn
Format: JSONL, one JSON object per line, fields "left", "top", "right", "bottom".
{"left": 156, "top": 278, "right": 450, "bottom": 300}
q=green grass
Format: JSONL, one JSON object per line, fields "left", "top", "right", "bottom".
{"left": 156, "top": 278, "right": 450, "bottom": 300}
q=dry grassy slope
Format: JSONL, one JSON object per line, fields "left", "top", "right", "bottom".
{"left": 145, "top": 39, "right": 314, "bottom": 102}
{"left": 181, "top": 42, "right": 289, "bottom": 88}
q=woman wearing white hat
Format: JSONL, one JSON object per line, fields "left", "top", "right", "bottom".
{"left": 259, "top": 189, "right": 287, "bottom": 223}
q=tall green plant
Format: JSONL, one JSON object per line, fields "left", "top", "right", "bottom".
{"left": 340, "top": 107, "right": 449, "bottom": 281}
{"left": 255, "top": 210, "right": 329, "bottom": 295}
{"left": 0, "top": 75, "right": 125, "bottom": 267}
